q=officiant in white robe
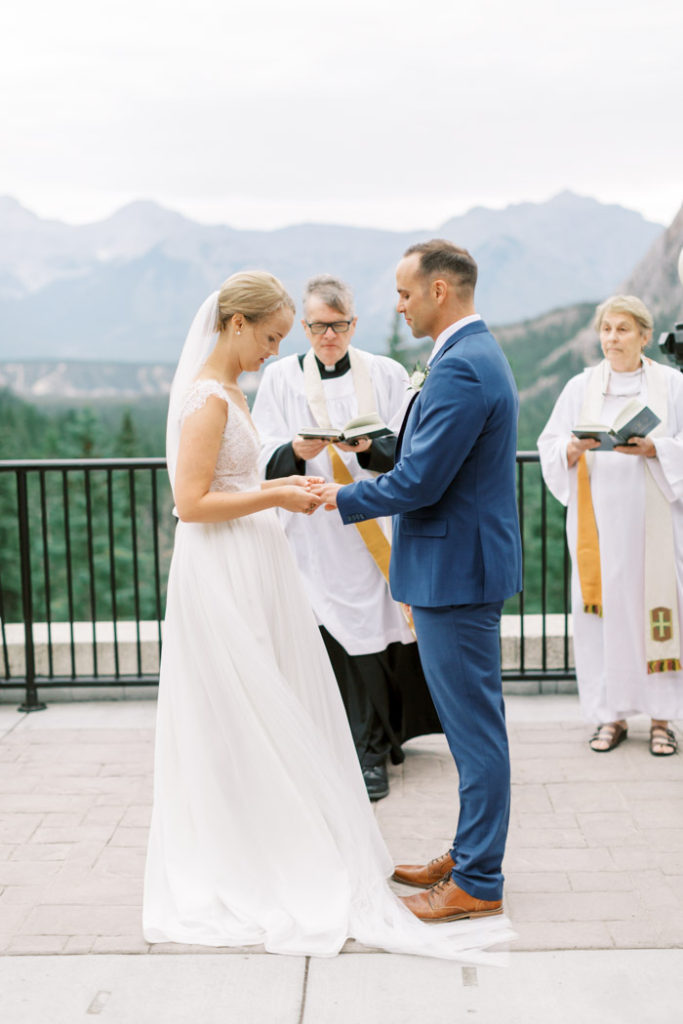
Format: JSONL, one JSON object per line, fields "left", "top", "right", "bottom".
{"left": 252, "top": 275, "right": 440, "bottom": 799}
{"left": 538, "top": 295, "right": 683, "bottom": 756}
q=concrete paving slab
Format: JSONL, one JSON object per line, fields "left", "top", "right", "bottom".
{"left": 0, "top": 707, "right": 24, "bottom": 739}
{"left": 1, "top": 950, "right": 682, "bottom": 1024}
{"left": 303, "top": 950, "right": 683, "bottom": 1024}
{"left": 9, "top": 701, "right": 158, "bottom": 731}
{"left": 504, "top": 695, "right": 582, "bottom": 722}
{"left": 0, "top": 953, "right": 306, "bottom": 1024}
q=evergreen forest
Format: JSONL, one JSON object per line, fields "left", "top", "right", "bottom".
{"left": 0, "top": 392, "right": 173, "bottom": 628}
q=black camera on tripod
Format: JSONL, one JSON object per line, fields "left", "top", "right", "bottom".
{"left": 658, "top": 322, "right": 683, "bottom": 368}
{"left": 657, "top": 248, "right": 683, "bottom": 370}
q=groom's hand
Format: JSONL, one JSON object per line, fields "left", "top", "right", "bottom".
{"left": 312, "top": 482, "right": 342, "bottom": 509}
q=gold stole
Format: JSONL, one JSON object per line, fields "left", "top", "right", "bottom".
{"left": 302, "top": 348, "right": 415, "bottom": 636}
{"left": 326, "top": 444, "right": 391, "bottom": 581}
{"left": 576, "top": 454, "right": 602, "bottom": 615}
{"left": 302, "top": 348, "right": 391, "bottom": 581}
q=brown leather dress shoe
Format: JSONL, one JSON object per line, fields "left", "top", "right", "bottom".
{"left": 392, "top": 850, "right": 455, "bottom": 888}
{"left": 401, "top": 877, "right": 503, "bottom": 923}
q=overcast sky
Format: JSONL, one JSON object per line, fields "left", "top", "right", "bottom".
{"left": 1, "top": 0, "right": 682, "bottom": 231}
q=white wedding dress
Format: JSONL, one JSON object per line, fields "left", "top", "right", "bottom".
{"left": 143, "top": 378, "right": 514, "bottom": 960}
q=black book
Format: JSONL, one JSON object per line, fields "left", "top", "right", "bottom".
{"left": 298, "top": 412, "right": 392, "bottom": 443}
{"left": 572, "top": 400, "right": 661, "bottom": 451}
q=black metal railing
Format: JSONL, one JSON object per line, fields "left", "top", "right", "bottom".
{"left": 0, "top": 454, "right": 574, "bottom": 709}
{"left": 0, "top": 458, "right": 171, "bottom": 709}
{"left": 507, "top": 452, "right": 573, "bottom": 680}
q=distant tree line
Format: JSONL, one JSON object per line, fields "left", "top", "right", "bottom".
{"left": 0, "top": 390, "right": 168, "bottom": 460}
{"left": 0, "top": 390, "right": 173, "bottom": 626}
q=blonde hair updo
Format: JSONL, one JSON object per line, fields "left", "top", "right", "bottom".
{"left": 215, "top": 271, "right": 295, "bottom": 331}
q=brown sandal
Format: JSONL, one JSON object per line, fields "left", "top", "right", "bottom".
{"left": 650, "top": 725, "right": 678, "bottom": 757}
{"left": 589, "top": 722, "right": 628, "bottom": 752}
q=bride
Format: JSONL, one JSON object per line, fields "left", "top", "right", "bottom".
{"left": 142, "top": 271, "right": 513, "bottom": 960}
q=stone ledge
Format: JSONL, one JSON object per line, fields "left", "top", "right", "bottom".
{"left": 0, "top": 621, "right": 161, "bottom": 681}
{"left": 0, "top": 615, "right": 576, "bottom": 701}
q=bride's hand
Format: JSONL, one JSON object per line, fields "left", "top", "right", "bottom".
{"left": 290, "top": 475, "right": 325, "bottom": 489}
{"left": 310, "top": 482, "right": 342, "bottom": 509}
{"left": 278, "top": 486, "right": 324, "bottom": 515}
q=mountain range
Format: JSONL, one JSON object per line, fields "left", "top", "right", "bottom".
{"left": 521, "top": 204, "right": 683, "bottom": 372}
{"left": 0, "top": 191, "right": 664, "bottom": 363}
{"left": 497, "top": 202, "right": 683, "bottom": 446}
{"left": 2, "top": 192, "right": 682, "bottom": 453}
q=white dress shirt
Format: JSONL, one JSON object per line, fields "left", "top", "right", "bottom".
{"left": 427, "top": 314, "right": 482, "bottom": 365}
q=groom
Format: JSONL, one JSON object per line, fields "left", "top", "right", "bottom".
{"left": 318, "top": 239, "right": 522, "bottom": 921}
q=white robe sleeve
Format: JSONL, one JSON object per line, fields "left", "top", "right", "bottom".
{"left": 252, "top": 357, "right": 300, "bottom": 477}
{"left": 369, "top": 355, "right": 411, "bottom": 432}
{"left": 649, "top": 369, "right": 683, "bottom": 503}
{"left": 537, "top": 374, "right": 587, "bottom": 507}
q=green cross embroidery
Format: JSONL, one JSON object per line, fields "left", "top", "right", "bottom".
{"left": 651, "top": 609, "right": 671, "bottom": 640}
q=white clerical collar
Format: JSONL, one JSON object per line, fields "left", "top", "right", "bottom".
{"left": 427, "top": 314, "right": 482, "bottom": 365}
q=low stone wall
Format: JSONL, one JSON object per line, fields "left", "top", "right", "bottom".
{"left": 0, "top": 621, "right": 161, "bottom": 702}
{"left": 0, "top": 615, "right": 577, "bottom": 703}
{"left": 500, "top": 614, "right": 577, "bottom": 695}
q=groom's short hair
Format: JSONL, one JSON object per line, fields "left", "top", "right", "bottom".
{"left": 404, "top": 239, "right": 478, "bottom": 295}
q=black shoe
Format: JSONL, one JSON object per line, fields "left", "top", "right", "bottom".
{"left": 363, "top": 763, "right": 389, "bottom": 801}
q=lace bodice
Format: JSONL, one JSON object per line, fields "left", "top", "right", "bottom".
{"left": 181, "top": 379, "right": 261, "bottom": 493}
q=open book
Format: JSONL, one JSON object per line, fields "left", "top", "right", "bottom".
{"left": 572, "top": 399, "right": 661, "bottom": 451}
{"left": 298, "top": 412, "right": 393, "bottom": 443}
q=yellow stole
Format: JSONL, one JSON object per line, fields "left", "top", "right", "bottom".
{"left": 576, "top": 454, "right": 602, "bottom": 615}
{"left": 302, "top": 349, "right": 415, "bottom": 636}
{"left": 326, "top": 444, "right": 391, "bottom": 581}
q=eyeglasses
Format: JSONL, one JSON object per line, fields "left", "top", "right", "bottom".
{"left": 305, "top": 320, "right": 353, "bottom": 335}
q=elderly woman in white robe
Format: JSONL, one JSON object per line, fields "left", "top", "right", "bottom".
{"left": 538, "top": 295, "right": 683, "bottom": 756}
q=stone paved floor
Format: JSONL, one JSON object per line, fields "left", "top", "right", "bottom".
{"left": 0, "top": 697, "right": 682, "bottom": 956}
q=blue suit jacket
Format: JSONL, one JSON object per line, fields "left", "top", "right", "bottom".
{"left": 337, "top": 320, "right": 522, "bottom": 607}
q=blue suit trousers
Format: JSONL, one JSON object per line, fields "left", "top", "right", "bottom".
{"left": 411, "top": 601, "right": 510, "bottom": 901}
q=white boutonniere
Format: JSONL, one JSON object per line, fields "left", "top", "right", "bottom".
{"left": 408, "top": 363, "right": 430, "bottom": 391}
